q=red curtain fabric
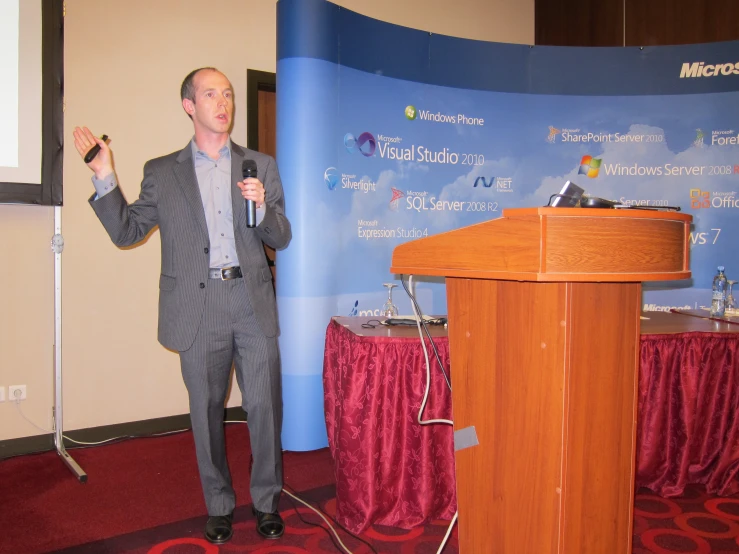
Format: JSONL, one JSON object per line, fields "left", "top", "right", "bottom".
{"left": 637, "top": 332, "right": 739, "bottom": 497}
{"left": 323, "top": 319, "right": 456, "bottom": 533}
{"left": 324, "top": 320, "right": 739, "bottom": 533}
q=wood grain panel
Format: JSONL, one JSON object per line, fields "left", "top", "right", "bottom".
{"left": 391, "top": 216, "right": 542, "bottom": 275}
{"left": 392, "top": 208, "right": 684, "bottom": 553}
{"left": 391, "top": 208, "right": 692, "bottom": 282}
{"left": 625, "top": 0, "right": 739, "bottom": 46}
{"left": 536, "top": 0, "right": 624, "bottom": 46}
{"left": 446, "top": 279, "right": 638, "bottom": 552}
{"left": 255, "top": 86, "right": 277, "bottom": 282}
{"left": 545, "top": 216, "right": 685, "bottom": 274}
{"left": 447, "top": 278, "right": 566, "bottom": 553}
{"left": 257, "top": 90, "right": 276, "bottom": 158}
{"left": 560, "top": 282, "right": 639, "bottom": 553}
{"left": 536, "top": 0, "right": 739, "bottom": 48}
{"left": 641, "top": 310, "right": 739, "bottom": 334}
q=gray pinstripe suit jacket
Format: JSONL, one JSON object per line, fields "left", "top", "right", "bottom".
{"left": 90, "top": 141, "right": 292, "bottom": 352}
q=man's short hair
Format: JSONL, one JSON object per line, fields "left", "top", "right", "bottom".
{"left": 180, "top": 67, "right": 219, "bottom": 103}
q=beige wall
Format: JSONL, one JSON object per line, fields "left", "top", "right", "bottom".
{"left": 0, "top": 0, "right": 533, "bottom": 441}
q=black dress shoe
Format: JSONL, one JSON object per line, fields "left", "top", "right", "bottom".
{"left": 204, "top": 512, "right": 233, "bottom": 544}
{"left": 252, "top": 506, "right": 284, "bottom": 539}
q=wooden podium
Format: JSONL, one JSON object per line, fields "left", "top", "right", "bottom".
{"left": 390, "top": 207, "right": 692, "bottom": 554}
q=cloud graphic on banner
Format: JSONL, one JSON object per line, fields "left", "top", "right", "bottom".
{"left": 419, "top": 157, "right": 521, "bottom": 232}
{"left": 343, "top": 164, "right": 428, "bottom": 225}
{"left": 327, "top": 118, "right": 739, "bottom": 295}
{"left": 331, "top": 162, "right": 435, "bottom": 278}
{"left": 529, "top": 123, "right": 739, "bottom": 210}
{"left": 294, "top": 189, "right": 365, "bottom": 291}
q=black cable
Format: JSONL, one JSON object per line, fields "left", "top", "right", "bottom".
{"left": 401, "top": 276, "right": 451, "bottom": 390}
{"left": 282, "top": 482, "right": 379, "bottom": 554}
{"left": 62, "top": 420, "right": 250, "bottom": 451}
{"left": 0, "top": 427, "right": 197, "bottom": 461}
{"left": 0, "top": 446, "right": 55, "bottom": 461}
{"left": 547, "top": 193, "right": 580, "bottom": 207}
{"left": 400, "top": 275, "right": 452, "bottom": 391}
{"left": 63, "top": 428, "right": 191, "bottom": 450}
{"left": 281, "top": 490, "right": 348, "bottom": 554}
{"left": 1, "top": 421, "right": 253, "bottom": 462}
{"left": 623, "top": 205, "right": 682, "bottom": 212}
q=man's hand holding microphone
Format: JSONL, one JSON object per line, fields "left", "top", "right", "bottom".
{"left": 238, "top": 159, "right": 265, "bottom": 228}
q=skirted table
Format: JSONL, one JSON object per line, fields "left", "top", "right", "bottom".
{"left": 323, "top": 311, "right": 739, "bottom": 534}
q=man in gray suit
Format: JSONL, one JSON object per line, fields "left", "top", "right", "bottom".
{"left": 73, "top": 67, "right": 291, "bottom": 544}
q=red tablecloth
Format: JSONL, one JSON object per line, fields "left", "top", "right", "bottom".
{"left": 637, "top": 331, "right": 739, "bottom": 497}
{"left": 322, "top": 318, "right": 455, "bottom": 533}
{"left": 323, "top": 315, "right": 739, "bottom": 534}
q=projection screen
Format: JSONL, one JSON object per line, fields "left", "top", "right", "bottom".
{"left": 0, "top": 0, "right": 63, "bottom": 205}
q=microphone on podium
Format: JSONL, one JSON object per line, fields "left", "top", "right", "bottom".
{"left": 242, "top": 159, "right": 258, "bottom": 228}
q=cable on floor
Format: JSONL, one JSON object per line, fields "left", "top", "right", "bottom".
{"left": 282, "top": 482, "right": 379, "bottom": 554}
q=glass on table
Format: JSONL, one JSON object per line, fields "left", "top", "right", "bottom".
{"left": 727, "top": 280, "right": 737, "bottom": 312}
{"left": 380, "top": 283, "right": 398, "bottom": 317}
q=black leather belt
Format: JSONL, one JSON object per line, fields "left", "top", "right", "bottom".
{"left": 208, "top": 266, "right": 243, "bottom": 280}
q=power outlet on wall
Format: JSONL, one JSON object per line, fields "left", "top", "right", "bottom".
{"left": 9, "top": 385, "right": 26, "bottom": 401}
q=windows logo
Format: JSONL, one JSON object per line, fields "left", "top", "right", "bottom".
{"left": 578, "top": 155, "right": 602, "bottom": 178}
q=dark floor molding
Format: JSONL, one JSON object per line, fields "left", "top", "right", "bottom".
{"left": 0, "top": 407, "right": 247, "bottom": 461}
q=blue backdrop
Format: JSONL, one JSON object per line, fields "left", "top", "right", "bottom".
{"left": 276, "top": 0, "right": 739, "bottom": 450}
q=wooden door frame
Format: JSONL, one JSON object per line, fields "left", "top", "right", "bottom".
{"left": 246, "top": 69, "right": 276, "bottom": 152}
{"left": 246, "top": 69, "right": 278, "bottom": 279}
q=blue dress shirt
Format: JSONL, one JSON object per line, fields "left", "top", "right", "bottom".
{"left": 91, "top": 138, "right": 265, "bottom": 269}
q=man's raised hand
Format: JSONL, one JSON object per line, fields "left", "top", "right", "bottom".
{"left": 73, "top": 126, "right": 113, "bottom": 180}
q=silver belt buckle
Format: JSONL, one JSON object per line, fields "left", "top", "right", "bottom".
{"left": 219, "top": 268, "right": 227, "bottom": 281}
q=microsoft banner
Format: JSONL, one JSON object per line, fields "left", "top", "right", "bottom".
{"left": 277, "top": 0, "right": 739, "bottom": 450}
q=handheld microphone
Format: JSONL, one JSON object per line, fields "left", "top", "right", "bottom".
{"left": 580, "top": 194, "right": 618, "bottom": 208}
{"left": 242, "top": 159, "right": 258, "bottom": 228}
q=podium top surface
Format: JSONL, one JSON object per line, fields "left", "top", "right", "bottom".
{"left": 390, "top": 207, "right": 693, "bottom": 282}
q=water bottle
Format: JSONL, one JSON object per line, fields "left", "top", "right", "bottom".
{"left": 710, "top": 266, "right": 727, "bottom": 317}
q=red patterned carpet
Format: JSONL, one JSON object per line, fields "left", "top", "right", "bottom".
{"left": 633, "top": 486, "right": 739, "bottom": 554}
{"left": 44, "top": 484, "right": 459, "bottom": 553}
{"left": 0, "top": 424, "right": 737, "bottom": 553}
{"left": 36, "top": 485, "right": 739, "bottom": 554}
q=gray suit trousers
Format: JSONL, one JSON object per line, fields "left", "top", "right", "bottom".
{"left": 179, "top": 276, "right": 283, "bottom": 516}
